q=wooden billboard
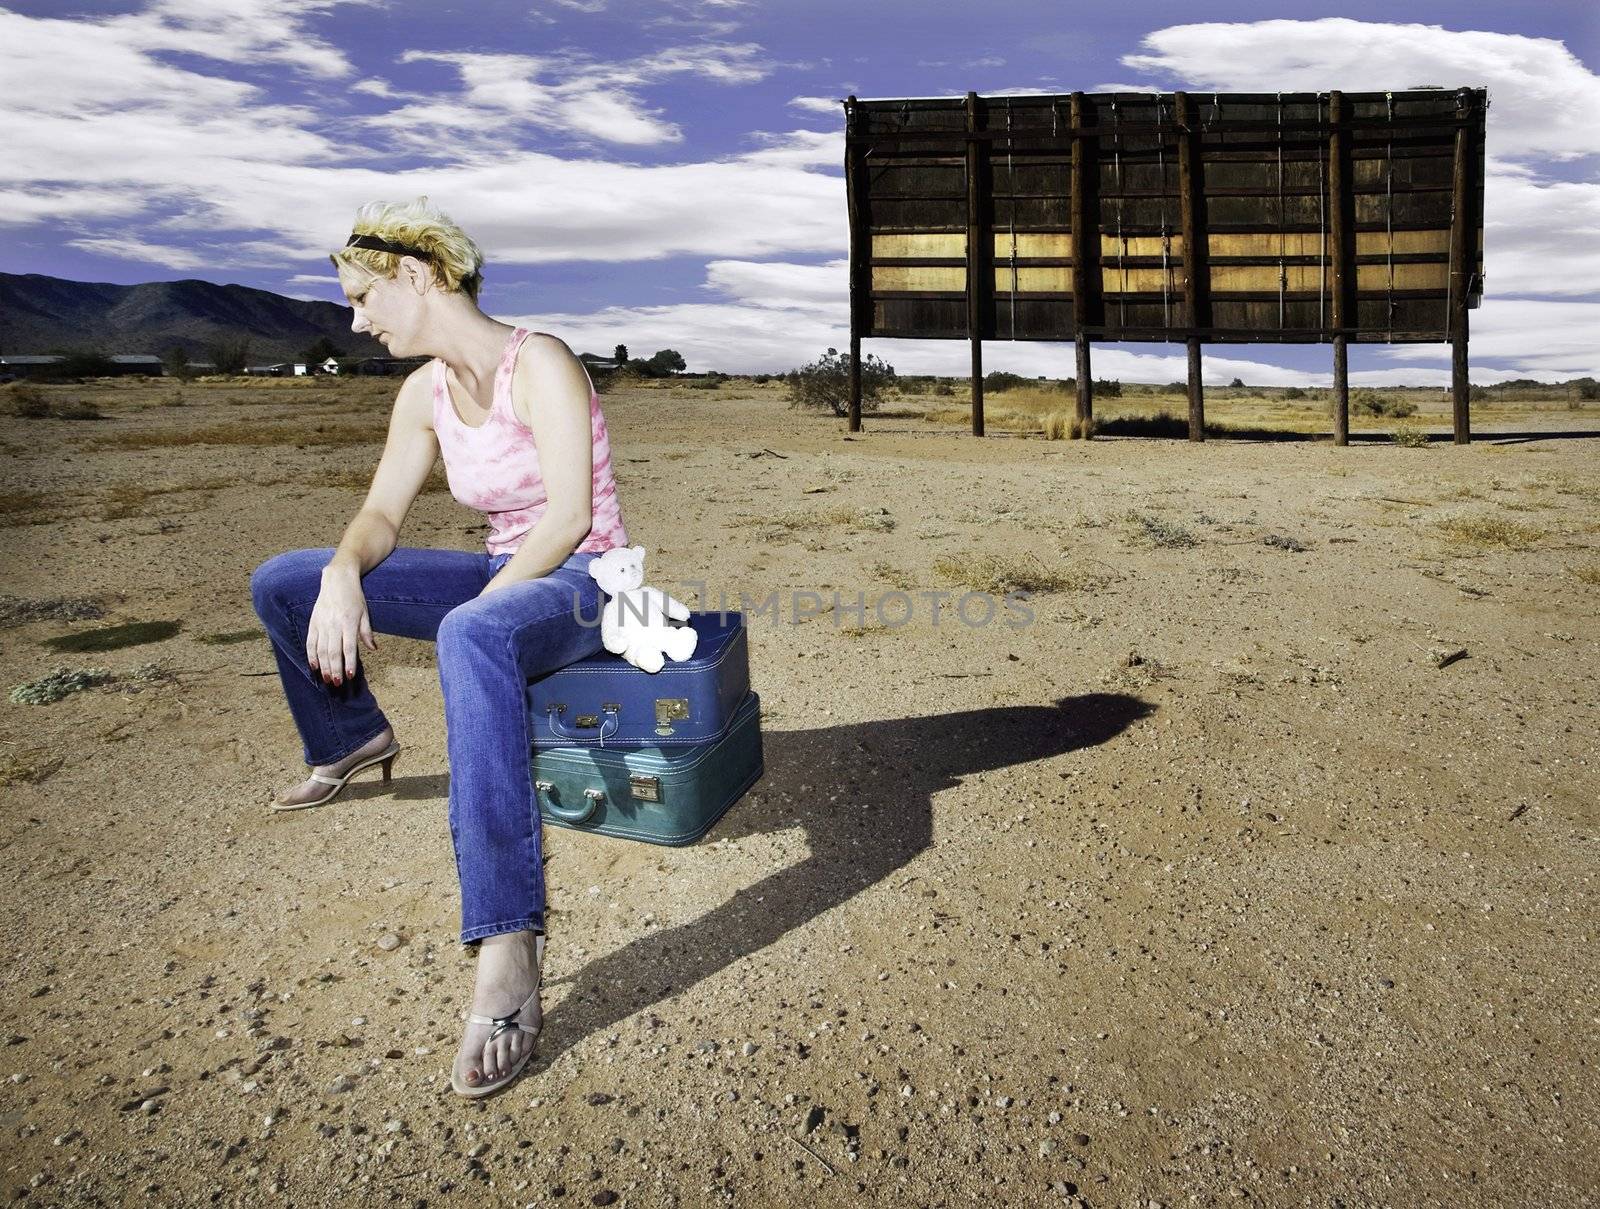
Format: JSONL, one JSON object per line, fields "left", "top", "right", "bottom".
{"left": 842, "top": 88, "right": 1488, "bottom": 443}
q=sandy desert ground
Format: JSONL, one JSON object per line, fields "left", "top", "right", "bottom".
{"left": 0, "top": 374, "right": 1597, "bottom": 1208}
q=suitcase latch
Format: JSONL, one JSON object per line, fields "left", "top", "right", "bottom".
{"left": 654, "top": 698, "right": 690, "bottom": 735}
{"left": 629, "top": 774, "right": 661, "bottom": 802}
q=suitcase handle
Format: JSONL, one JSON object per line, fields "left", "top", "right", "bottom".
{"left": 535, "top": 780, "right": 603, "bottom": 824}
{"left": 544, "top": 703, "right": 620, "bottom": 745}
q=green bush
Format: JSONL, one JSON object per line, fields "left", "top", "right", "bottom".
{"left": 789, "top": 348, "right": 895, "bottom": 416}
{"left": 982, "top": 371, "right": 1029, "bottom": 393}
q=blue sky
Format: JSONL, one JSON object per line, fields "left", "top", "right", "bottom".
{"left": 4, "top": 0, "right": 1597, "bottom": 383}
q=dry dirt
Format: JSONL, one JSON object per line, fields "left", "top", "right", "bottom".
{"left": 0, "top": 377, "right": 1596, "bottom": 1208}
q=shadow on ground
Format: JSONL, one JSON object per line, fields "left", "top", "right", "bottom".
{"left": 523, "top": 693, "right": 1152, "bottom": 1065}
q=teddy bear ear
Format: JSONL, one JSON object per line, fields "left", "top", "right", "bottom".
{"left": 631, "top": 544, "right": 646, "bottom": 558}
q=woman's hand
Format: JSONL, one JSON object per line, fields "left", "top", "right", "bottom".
{"left": 307, "top": 565, "right": 376, "bottom": 686}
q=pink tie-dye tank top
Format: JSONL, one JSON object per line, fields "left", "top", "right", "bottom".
{"left": 431, "top": 327, "right": 629, "bottom": 558}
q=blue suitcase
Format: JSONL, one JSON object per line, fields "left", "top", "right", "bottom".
{"left": 527, "top": 611, "right": 750, "bottom": 749}
{"left": 533, "top": 690, "right": 764, "bottom": 845}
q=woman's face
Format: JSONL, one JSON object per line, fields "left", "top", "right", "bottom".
{"left": 338, "top": 262, "right": 422, "bottom": 356}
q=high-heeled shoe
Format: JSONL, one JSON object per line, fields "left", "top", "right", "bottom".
{"left": 451, "top": 932, "right": 545, "bottom": 1099}
{"left": 270, "top": 741, "right": 400, "bottom": 812}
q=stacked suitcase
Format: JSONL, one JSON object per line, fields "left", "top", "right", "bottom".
{"left": 526, "top": 611, "right": 762, "bottom": 846}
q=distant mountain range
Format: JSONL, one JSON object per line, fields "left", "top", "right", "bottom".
{"left": 0, "top": 271, "right": 383, "bottom": 362}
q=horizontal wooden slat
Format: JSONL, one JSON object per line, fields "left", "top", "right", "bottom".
{"left": 872, "top": 265, "right": 967, "bottom": 291}
{"left": 871, "top": 232, "right": 965, "bottom": 258}
{"left": 993, "top": 266, "right": 1074, "bottom": 292}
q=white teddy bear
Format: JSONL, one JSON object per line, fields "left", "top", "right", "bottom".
{"left": 588, "top": 545, "right": 699, "bottom": 674}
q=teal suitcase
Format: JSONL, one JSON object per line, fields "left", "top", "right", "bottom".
{"left": 532, "top": 691, "right": 763, "bottom": 846}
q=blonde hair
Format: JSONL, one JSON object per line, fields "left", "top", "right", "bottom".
{"left": 330, "top": 196, "right": 484, "bottom": 301}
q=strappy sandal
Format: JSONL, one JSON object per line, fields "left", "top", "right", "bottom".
{"left": 451, "top": 932, "right": 545, "bottom": 1099}
{"left": 270, "top": 741, "right": 401, "bottom": 812}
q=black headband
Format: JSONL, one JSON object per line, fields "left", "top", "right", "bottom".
{"left": 345, "top": 233, "right": 429, "bottom": 259}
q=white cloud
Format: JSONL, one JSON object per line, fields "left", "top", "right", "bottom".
{"left": 703, "top": 258, "right": 847, "bottom": 308}
{"left": 788, "top": 95, "right": 841, "bottom": 115}
{"left": 1377, "top": 299, "right": 1600, "bottom": 378}
{"left": 1483, "top": 170, "right": 1600, "bottom": 297}
{"left": 1122, "top": 19, "right": 1600, "bottom": 163}
{"left": 109, "top": 0, "right": 365, "bottom": 80}
{"left": 380, "top": 42, "right": 774, "bottom": 148}
{"left": 0, "top": 5, "right": 841, "bottom": 267}
{"left": 65, "top": 237, "right": 208, "bottom": 270}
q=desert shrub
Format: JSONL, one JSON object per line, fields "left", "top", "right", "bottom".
{"left": 752, "top": 374, "right": 770, "bottom": 385}
{"left": 1574, "top": 377, "right": 1599, "bottom": 401}
{"left": 1229, "top": 377, "right": 1246, "bottom": 388}
{"left": 1283, "top": 386, "right": 1306, "bottom": 400}
{"left": 1350, "top": 389, "right": 1417, "bottom": 418}
{"left": 1093, "top": 378, "right": 1122, "bottom": 398}
{"left": 4, "top": 383, "right": 49, "bottom": 418}
{"left": 1123, "top": 511, "right": 1197, "bottom": 548}
{"left": 931, "top": 380, "right": 954, "bottom": 397}
{"left": 10, "top": 666, "right": 115, "bottom": 704}
{"left": 983, "top": 371, "right": 1029, "bottom": 393}
{"left": 1392, "top": 424, "right": 1429, "bottom": 448}
{"left": 1435, "top": 515, "right": 1546, "bottom": 549}
{"left": 0, "top": 594, "right": 106, "bottom": 626}
{"left": 689, "top": 377, "right": 722, "bottom": 390}
{"left": 788, "top": 347, "right": 895, "bottom": 417}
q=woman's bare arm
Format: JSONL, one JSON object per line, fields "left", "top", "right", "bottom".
{"left": 311, "top": 366, "right": 438, "bottom": 683}
{"left": 325, "top": 366, "right": 440, "bottom": 578}
{"left": 482, "top": 335, "right": 595, "bottom": 592}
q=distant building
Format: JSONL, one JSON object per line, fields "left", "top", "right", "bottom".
{"left": 1, "top": 353, "right": 166, "bottom": 378}
{"left": 108, "top": 354, "right": 164, "bottom": 374}
{"left": 0, "top": 355, "right": 64, "bottom": 380}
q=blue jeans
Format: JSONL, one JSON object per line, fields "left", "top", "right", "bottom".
{"left": 249, "top": 545, "right": 605, "bottom": 945}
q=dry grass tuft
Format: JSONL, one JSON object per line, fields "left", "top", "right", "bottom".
{"left": 1122, "top": 511, "right": 1199, "bottom": 549}
{"left": 934, "top": 553, "right": 1115, "bottom": 595}
{"left": 762, "top": 504, "right": 895, "bottom": 536}
{"left": 0, "top": 748, "right": 65, "bottom": 787}
{"left": 1041, "top": 411, "right": 1096, "bottom": 440}
{"left": 99, "top": 476, "right": 235, "bottom": 520}
{"left": 0, "top": 490, "right": 51, "bottom": 523}
{"left": 1435, "top": 514, "right": 1548, "bottom": 550}
{"left": 91, "top": 423, "right": 382, "bottom": 451}
{"left": 1568, "top": 562, "right": 1600, "bottom": 586}
{"left": 866, "top": 561, "right": 919, "bottom": 592}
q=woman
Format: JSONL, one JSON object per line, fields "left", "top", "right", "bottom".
{"left": 249, "top": 197, "right": 629, "bottom": 1099}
